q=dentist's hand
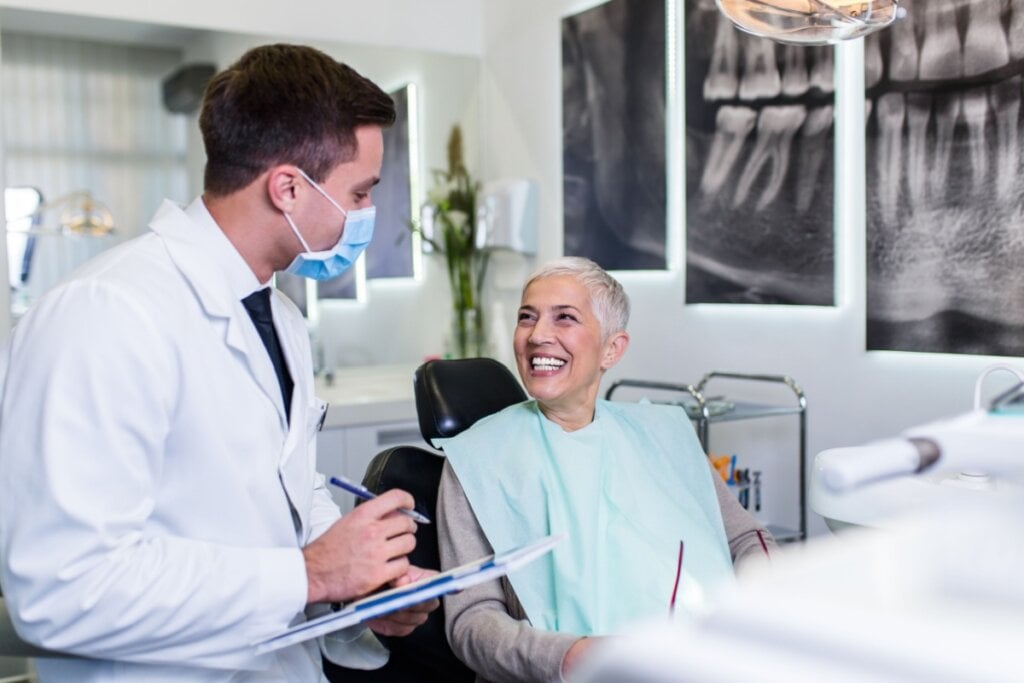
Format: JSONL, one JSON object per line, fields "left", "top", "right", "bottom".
{"left": 303, "top": 489, "right": 418, "bottom": 604}
{"left": 367, "top": 565, "right": 440, "bottom": 636}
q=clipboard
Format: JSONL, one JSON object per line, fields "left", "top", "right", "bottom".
{"left": 253, "top": 533, "right": 565, "bottom": 655}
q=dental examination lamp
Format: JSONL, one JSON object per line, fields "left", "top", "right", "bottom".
{"left": 6, "top": 189, "right": 116, "bottom": 237}
{"left": 812, "top": 365, "right": 1024, "bottom": 530}
{"left": 716, "top": 0, "right": 903, "bottom": 45}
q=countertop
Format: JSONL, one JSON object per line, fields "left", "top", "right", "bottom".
{"left": 315, "top": 364, "right": 420, "bottom": 429}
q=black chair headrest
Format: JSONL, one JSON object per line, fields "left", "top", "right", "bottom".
{"left": 414, "top": 358, "right": 527, "bottom": 444}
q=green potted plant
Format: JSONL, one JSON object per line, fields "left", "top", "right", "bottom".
{"left": 417, "top": 125, "right": 490, "bottom": 358}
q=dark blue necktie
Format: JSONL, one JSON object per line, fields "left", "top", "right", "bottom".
{"left": 242, "top": 288, "right": 293, "bottom": 422}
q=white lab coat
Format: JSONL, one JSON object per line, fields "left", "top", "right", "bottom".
{"left": 0, "top": 199, "right": 386, "bottom": 681}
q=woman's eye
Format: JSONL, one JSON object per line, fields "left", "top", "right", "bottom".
{"left": 557, "top": 313, "right": 578, "bottom": 322}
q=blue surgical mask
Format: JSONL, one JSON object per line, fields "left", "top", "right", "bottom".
{"left": 283, "top": 168, "right": 375, "bottom": 281}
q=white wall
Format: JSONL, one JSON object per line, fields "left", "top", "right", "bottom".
{"left": 0, "top": 4, "right": 483, "bottom": 363}
{"left": 0, "top": 0, "right": 484, "bottom": 56}
{"left": 477, "top": 0, "right": 1023, "bottom": 536}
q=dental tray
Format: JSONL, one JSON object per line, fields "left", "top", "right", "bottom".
{"left": 681, "top": 399, "right": 735, "bottom": 419}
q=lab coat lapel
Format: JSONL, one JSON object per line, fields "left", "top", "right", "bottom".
{"left": 149, "top": 200, "right": 288, "bottom": 431}
{"left": 272, "top": 292, "right": 314, "bottom": 535}
{"left": 274, "top": 292, "right": 305, "bottom": 463}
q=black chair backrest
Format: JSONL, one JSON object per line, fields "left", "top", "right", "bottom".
{"left": 322, "top": 445, "right": 465, "bottom": 683}
{"left": 324, "top": 358, "right": 525, "bottom": 683}
{"left": 415, "top": 358, "right": 527, "bottom": 444}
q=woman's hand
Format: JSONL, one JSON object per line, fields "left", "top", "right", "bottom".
{"left": 561, "top": 636, "right": 608, "bottom": 677}
{"left": 365, "top": 565, "right": 440, "bottom": 637}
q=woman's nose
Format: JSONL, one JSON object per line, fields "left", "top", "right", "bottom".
{"left": 528, "top": 319, "right": 553, "bottom": 344}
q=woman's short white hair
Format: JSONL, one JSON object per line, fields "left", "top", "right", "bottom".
{"left": 522, "top": 257, "right": 630, "bottom": 339}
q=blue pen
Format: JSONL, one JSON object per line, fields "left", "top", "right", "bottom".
{"left": 329, "top": 475, "right": 432, "bottom": 524}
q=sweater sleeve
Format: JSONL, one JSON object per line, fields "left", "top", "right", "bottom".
{"left": 438, "top": 461, "right": 578, "bottom": 683}
{"left": 708, "top": 461, "right": 778, "bottom": 574}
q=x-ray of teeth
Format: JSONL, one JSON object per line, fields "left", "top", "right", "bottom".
{"left": 905, "top": 93, "right": 931, "bottom": 208}
{"left": 796, "top": 105, "right": 834, "bottom": 214}
{"left": 964, "top": 0, "right": 1009, "bottom": 76}
{"left": 889, "top": 8, "right": 919, "bottom": 82}
{"left": 1010, "top": 0, "right": 1024, "bottom": 61}
{"left": 808, "top": 46, "right": 834, "bottom": 94}
{"left": 562, "top": 0, "right": 667, "bottom": 271}
{"left": 733, "top": 106, "right": 807, "bottom": 211}
{"left": 739, "top": 39, "right": 781, "bottom": 101}
{"left": 686, "top": 0, "right": 834, "bottom": 306}
{"left": 363, "top": 85, "right": 413, "bottom": 280}
{"left": 699, "top": 106, "right": 757, "bottom": 196}
{"left": 705, "top": 14, "right": 739, "bottom": 100}
{"left": 920, "top": 3, "right": 963, "bottom": 80}
{"left": 961, "top": 88, "right": 990, "bottom": 192}
{"left": 866, "top": 35, "right": 884, "bottom": 89}
{"left": 781, "top": 44, "right": 810, "bottom": 97}
{"left": 991, "top": 78, "right": 1021, "bottom": 202}
{"left": 866, "top": 0, "right": 1024, "bottom": 356}
{"left": 876, "top": 93, "right": 906, "bottom": 227}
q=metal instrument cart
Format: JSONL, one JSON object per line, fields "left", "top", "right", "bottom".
{"left": 605, "top": 371, "right": 807, "bottom": 543}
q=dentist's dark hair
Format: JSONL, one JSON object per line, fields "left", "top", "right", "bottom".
{"left": 199, "top": 43, "right": 395, "bottom": 196}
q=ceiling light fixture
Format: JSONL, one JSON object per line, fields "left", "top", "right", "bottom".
{"left": 715, "top": 0, "right": 903, "bottom": 45}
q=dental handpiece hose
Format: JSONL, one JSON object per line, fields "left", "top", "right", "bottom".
{"left": 816, "top": 437, "right": 939, "bottom": 493}
{"left": 816, "top": 409, "right": 1024, "bottom": 493}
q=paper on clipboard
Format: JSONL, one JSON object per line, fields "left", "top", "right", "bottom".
{"left": 253, "top": 533, "right": 565, "bottom": 655}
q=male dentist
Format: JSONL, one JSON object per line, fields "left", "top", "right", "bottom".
{"left": 0, "top": 44, "right": 436, "bottom": 681}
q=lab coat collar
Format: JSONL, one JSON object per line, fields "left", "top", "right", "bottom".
{"left": 149, "top": 199, "right": 290, "bottom": 431}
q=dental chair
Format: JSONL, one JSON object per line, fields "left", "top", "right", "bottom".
{"left": 323, "top": 357, "right": 527, "bottom": 683}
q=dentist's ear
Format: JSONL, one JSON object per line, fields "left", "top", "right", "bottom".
{"left": 600, "top": 331, "right": 630, "bottom": 370}
{"left": 267, "top": 165, "right": 301, "bottom": 212}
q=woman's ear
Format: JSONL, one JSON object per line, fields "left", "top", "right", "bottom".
{"left": 266, "top": 165, "right": 300, "bottom": 212}
{"left": 600, "top": 331, "right": 630, "bottom": 370}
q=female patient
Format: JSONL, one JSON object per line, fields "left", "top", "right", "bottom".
{"left": 437, "top": 257, "right": 776, "bottom": 682}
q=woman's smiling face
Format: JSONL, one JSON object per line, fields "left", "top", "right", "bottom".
{"left": 514, "top": 275, "right": 626, "bottom": 427}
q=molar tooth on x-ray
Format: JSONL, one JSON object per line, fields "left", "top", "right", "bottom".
{"left": 865, "top": 35, "right": 883, "bottom": 89}
{"left": 875, "top": 93, "right": 906, "bottom": 227}
{"left": 888, "top": 8, "right": 919, "bottom": 82}
{"left": 738, "top": 38, "right": 781, "bottom": 101}
{"left": 795, "top": 105, "right": 834, "bottom": 214}
{"left": 733, "top": 105, "right": 807, "bottom": 211}
{"left": 905, "top": 93, "right": 931, "bottom": 209}
{"left": 705, "top": 14, "right": 739, "bottom": 100}
{"left": 1010, "top": 0, "right": 1024, "bottom": 62}
{"left": 699, "top": 106, "right": 757, "bottom": 197}
{"left": 920, "top": 3, "right": 963, "bottom": 81}
{"left": 781, "top": 44, "right": 809, "bottom": 97}
{"left": 809, "top": 45, "right": 834, "bottom": 94}
{"left": 929, "top": 95, "right": 962, "bottom": 200}
{"left": 964, "top": 0, "right": 1009, "bottom": 77}
{"left": 990, "top": 78, "right": 1020, "bottom": 202}
{"left": 961, "top": 88, "right": 991, "bottom": 193}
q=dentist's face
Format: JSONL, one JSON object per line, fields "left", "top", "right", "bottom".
{"left": 514, "top": 275, "right": 612, "bottom": 420}
{"left": 291, "top": 125, "right": 382, "bottom": 252}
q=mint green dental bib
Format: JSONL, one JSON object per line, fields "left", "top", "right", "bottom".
{"left": 441, "top": 399, "right": 734, "bottom": 635}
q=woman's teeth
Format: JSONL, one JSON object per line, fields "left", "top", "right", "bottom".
{"left": 532, "top": 357, "right": 566, "bottom": 370}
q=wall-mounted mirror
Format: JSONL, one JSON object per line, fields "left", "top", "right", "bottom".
{"left": 0, "top": 6, "right": 480, "bottom": 367}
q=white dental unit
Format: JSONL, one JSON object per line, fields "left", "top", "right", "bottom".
{"left": 573, "top": 366, "right": 1024, "bottom": 682}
